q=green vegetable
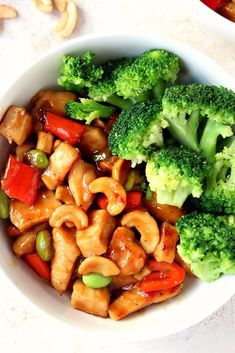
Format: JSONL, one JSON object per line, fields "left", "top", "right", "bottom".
{"left": 191, "top": 140, "right": 235, "bottom": 214}
{"left": 88, "top": 58, "right": 134, "bottom": 110}
{"left": 26, "top": 149, "right": 49, "bottom": 169}
{"left": 146, "top": 146, "right": 211, "bottom": 208}
{"left": 176, "top": 212, "right": 235, "bottom": 282}
{"left": 0, "top": 189, "right": 9, "bottom": 219}
{"left": 58, "top": 51, "right": 103, "bottom": 92}
{"left": 82, "top": 273, "right": 112, "bottom": 288}
{"left": 115, "top": 49, "right": 180, "bottom": 101}
{"left": 108, "top": 100, "right": 167, "bottom": 165}
{"left": 36, "top": 230, "right": 52, "bottom": 262}
{"left": 162, "top": 84, "right": 235, "bottom": 161}
{"left": 66, "top": 99, "right": 116, "bottom": 125}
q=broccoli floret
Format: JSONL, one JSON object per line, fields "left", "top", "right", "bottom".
{"left": 58, "top": 51, "right": 103, "bottom": 92}
{"left": 162, "top": 84, "right": 235, "bottom": 161}
{"left": 192, "top": 141, "right": 235, "bottom": 214}
{"left": 145, "top": 146, "right": 211, "bottom": 208}
{"left": 176, "top": 212, "right": 235, "bottom": 282}
{"left": 65, "top": 99, "right": 116, "bottom": 125}
{"left": 108, "top": 100, "right": 167, "bottom": 166}
{"left": 88, "top": 58, "right": 134, "bottom": 110}
{"left": 115, "top": 49, "right": 180, "bottom": 102}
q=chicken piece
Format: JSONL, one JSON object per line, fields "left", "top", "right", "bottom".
{"left": 10, "top": 190, "right": 61, "bottom": 231}
{"left": 76, "top": 210, "right": 116, "bottom": 257}
{"left": 42, "top": 142, "right": 80, "bottom": 190}
{"left": 51, "top": 227, "right": 80, "bottom": 294}
{"left": 143, "top": 197, "right": 184, "bottom": 225}
{"left": 111, "top": 274, "right": 137, "bottom": 289}
{"left": 68, "top": 160, "right": 96, "bottom": 210}
{"left": 107, "top": 227, "right": 146, "bottom": 276}
{"left": 79, "top": 126, "right": 108, "bottom": 159}
{"left": 12, "top": 223, "right": 48, "bottom": 256}
{"left": 109, "top": 283, "right": 183, "bottom": 320}
{"left": 55, "top": 185, "right": 75, "bottom": 204}
{"left": 36, "top": 131, "right": 54, "bottom": 154}
{"left": 71, "top": 280, "right": 110, "bottom": 318}
{"left": 152, "top": 222, "right": 179, "bottom": 263}
{"left": 31, "top": 90, "right": 77, "bottom": 117}
{"left": 0, "top": 106, "right": 33, "bottom": 145}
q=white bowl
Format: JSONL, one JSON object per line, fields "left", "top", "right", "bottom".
{"left": 192, "top": 0, "right": 235, "bottom": 42}
{"left": 0, "top": 34, "right": 235, "bottom": 342}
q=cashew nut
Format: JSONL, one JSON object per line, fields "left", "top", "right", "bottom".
{"left": 153, "top": 222, "right": 179, "bottom": 263}
{"left": 49, "top": 204, "right": 88, "bottom": 230}
{"left": 112, "top": 158, "right": 131, "bottom": 185}
{"left": 76, "top": 209, "right": 116, "bottom": 257}
{"left": 0, "top": 4, "right": 17, "bottom": 19}
{"left": 89, "top": 177, "right": 126, "bottom": 216}
{"left": 68, "top": 160, "right": 96, "bottom": 211}
{"left": 121, "top": 210, "right": 160, "bottom": 254}
{"left": 33, "top": 0, "right": 53, "bottom": 12}
{"left": 55, "top": 1, "right": 78, "bottom": 38}
{"left": 55, "top": 185, "right": 75, "bottom": 205}
{"left": 54, "top": 0, "right": 67, "bottom": 12}
{"left": 78, "top": 256, "right": 120, "bottom": 277}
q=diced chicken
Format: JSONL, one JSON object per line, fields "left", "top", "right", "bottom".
{"left": 0, "top": 106, "right": 33, "bottom": 145}
{"left": 42, "top": 142, "right": 80, "bottom": 190}
{"left": 71, "top": 280, "right": 110, "bottom": 318}
{"left": 55, "top": 185, "right": 75, "bottom": 204}
{"left": 12, "top": 223, "right": 48, "bottom": 257}
{"left": 51, "top": 227, "right": 80, "bottom": 294}
{"left": 109, "top": 283, "right": 183, "bottom": 321}
{"left": 107, "top": 227, "right": 146, "bottom": 276}
{"left": 152, "top": 222, "right": 179, "bottom": 263}
{"left": 143, "top": 197, "right": 184, "bottom": 225}
{"left": 36, "top": 131, "right": 54, "bottom": 154}
{"left": 31, "top": 90, "right": 77, "bottom": 117}
{"left": 79, "top": 126, "right": 108, "bottom": 159}
{"left": 111, "top": 275, "right": 137, "bottom": 289}
{"left": 10, "top": 190, "right": 61, "bottom": 231}
{"left": 76, "top": 210, "right": 116, "bottom": 257}
{"left": 68, "top": 160, "right": 96, "bottom": 210}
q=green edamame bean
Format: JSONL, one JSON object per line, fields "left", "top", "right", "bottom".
{"left": 36, "top": 230, "right": 52, "bottom": 261}
{"left": 82, "top": 273, "right": 112, "bottom": 289}
{"left": 26, "top": 149, "right": 49, "bottom": 169}
{"left": 0, "top": 190, "right": 9, "bottom": 219}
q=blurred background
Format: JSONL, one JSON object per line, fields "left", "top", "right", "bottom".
{"left": 0, "top": 1, "right": 234, "bottom": 353}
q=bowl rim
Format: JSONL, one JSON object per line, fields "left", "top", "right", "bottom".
{"left": 0, "top": 33, "right": 235, "bottom": 342}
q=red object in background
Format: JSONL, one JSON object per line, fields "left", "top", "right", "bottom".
{"left": 44, "top": 112, "right": 86, "bottom": 145}
{"left": 140, "top": 260, "right": 185, "bottom": 292}
{"left": 1, "top": 155, "right": 40, "bottom": 205}
{"left": 125, "top": 191, "right": 142, "bottom": 209}
{"left": 201, "top": 0, "right": 225, "bottom": 10}
{"left": 97, "top": 191, "right": 142, "bottom": 210}
{"left": 24, "top": 253, "right": 51, "bottom": 281}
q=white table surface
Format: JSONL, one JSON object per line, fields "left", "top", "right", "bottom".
{"left": 0, "top": 1, "right": 235, "bottom": 352}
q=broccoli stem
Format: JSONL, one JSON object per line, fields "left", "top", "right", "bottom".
{"left": 166, "top": 110, "right": 200, "bottom": 150}
{"left": 157, "top": 186, "right": 192, "bottom": 209}
{"left": 106, "top": 95, "right": 132, "bottom": 110}
{"left": 152, "top": 79, "right": 166, "bottom": 102}
{"left": 199, "top": 119, "right": 233, "bottom": 162}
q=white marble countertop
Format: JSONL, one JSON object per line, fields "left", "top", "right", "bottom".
{"left": 0, "top": 1, "right": 235, "bottom": 352}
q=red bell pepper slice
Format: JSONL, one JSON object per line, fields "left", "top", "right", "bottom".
{"left": 97, "top": 191, "right": 142, "bottom": 210}
{"left": 125, "top": 191, "right": 142, "bottom": 209}
{"left": 140, "top": 260, "right": 185, "bottom": 292}
{"left": 1, "top": 155, "right": 40, "bottom": 206}
{"left": 24, "top": 253, "right": 51, "bottom": 281}
{"left": 44, "top": 112, "right": 86, "bottom": 145}
{"left": 201, "top": 0, "right": 224, "bottom": 11}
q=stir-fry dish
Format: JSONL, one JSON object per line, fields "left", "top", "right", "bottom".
{"left": 0, "top": 49, "right": 234, "bottom": 320}
{"left": 201, "top": 0, "right": 235, "bottom": 22}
